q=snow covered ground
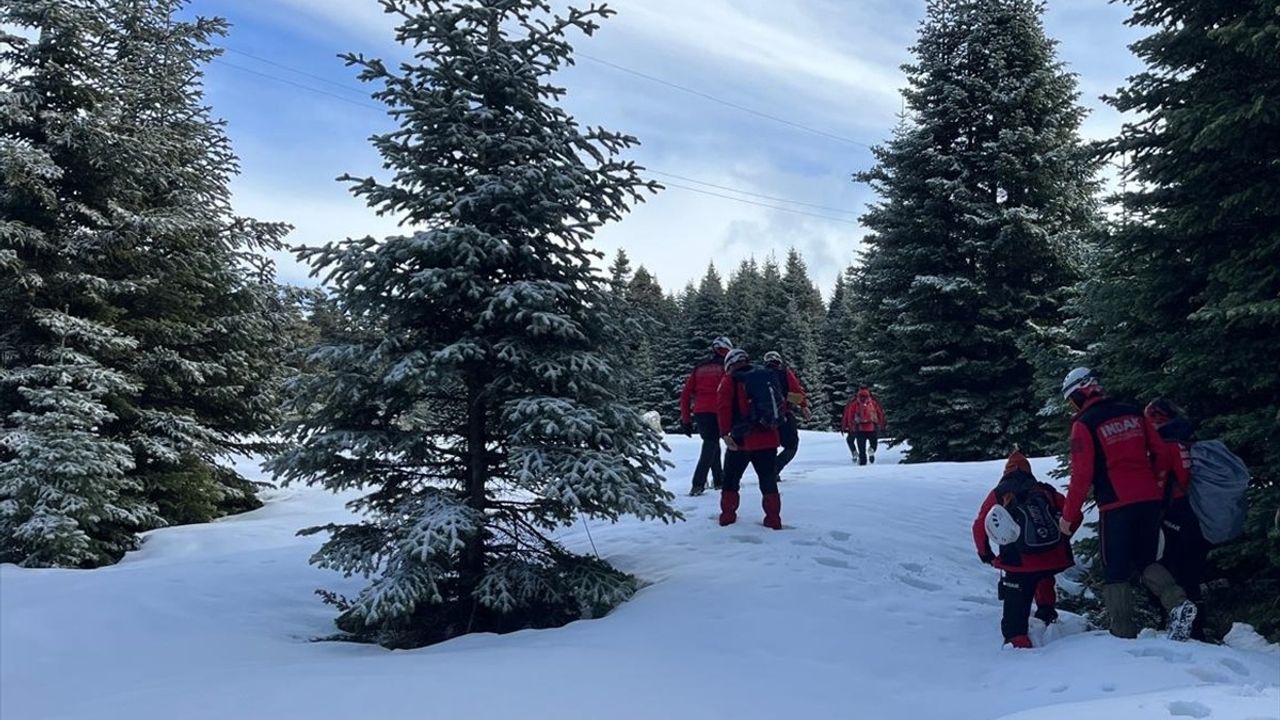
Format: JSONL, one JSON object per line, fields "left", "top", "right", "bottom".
{"left": 3, "top": 433, "right": 1277, "bottom": 720}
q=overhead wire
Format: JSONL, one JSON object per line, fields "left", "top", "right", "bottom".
{"left": 209, "top": 47, "right": 864, "bottom": 224}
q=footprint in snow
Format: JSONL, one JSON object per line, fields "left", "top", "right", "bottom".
{"left": 899, "top": 562, "right": 925, "bottom": 573}
{"left": 1049, "top": 684, "right": 1069, "bottom": 694}
{"left": 732, "top": 535, "right": 764, "bottom": 545}
{"left": 1186, "top": 666, "right": 1234, "bottom": 684}
{"left": 960, "top": 595, "right": 1000, "bottom": 607}
{"left": 814, "top": 556, "right": 851, "bottom": 570}
{"left": 1100, "top": 683, "right": 1117, "bottom": 693}
{"left": 1167, "top": 700, "right": 1212, "bottom": 719}
{"left": 1128, "top": 647, "right": 1193, "bottom": 664}
{"left": 828, "top": 530, "right": 851, "bottom": 542}
{"left": 1219, "top": 657, "right": 1250, "bottom": 677}
{"left": 894, "top": 574, "right": 943, "bottom": 592}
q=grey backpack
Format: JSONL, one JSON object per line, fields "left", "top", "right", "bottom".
{"left": 1188, "top": 440, "right": 1250, "bottom": 544}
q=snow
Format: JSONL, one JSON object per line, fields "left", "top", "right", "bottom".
{"left": 3, "top": 434, "right": 1277, "bottom": 720}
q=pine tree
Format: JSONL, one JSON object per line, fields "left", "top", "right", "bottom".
{"left": 778, "top": 249, "right": 825, "bottom": 427}
{"left": 1, "top": 0, "right": 163, "bottom": 565}
{"left": 270, "top": 0, "right": 678, "bottom": 649}
{"left": 852, "top": 0, "right": 1098, "bottom": 461}
{"left": 723, "top": 258, "right": 763, "bottom": 353}
{"left": 684, "top": 263, "right": 727, "bottom": 358}
{"left": 819, "top": 271, "right": 855, "bottom": 430}
{"left": 99, "top": 0, "right": 291, "bottom": 524}
{"left": 1084, "top": 0, "right": 1280, "bottom": 639}
{"left": 626, "top": 266, "right": 677, "bottom": 421}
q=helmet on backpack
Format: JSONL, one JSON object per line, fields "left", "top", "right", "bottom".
{"left": 711, "top": 336, "right": 733, "bottom": 355}
{"left": 984, "top": 504, "right": 1022, "bottom": 547}
{"left": 723, "top": 348, "right": 749, "bottom": 371}
{"left": 1061, "top": 367, "right": 1099, "bottom": 400}
{"left": 763, "top": 351, "right": 783, "bottom": 368}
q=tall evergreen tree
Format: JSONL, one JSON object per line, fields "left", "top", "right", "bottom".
{"left": 723, "top": 258, "right": 763, "bottom": 353}
{"left": 1085, "top": 0, "right": 1280, "bottom": 638}
{"left": 852, "top": 0, "right": 1098, "bottom": 461}
{"left": 270, "top": 0, "right": 677, "bottom": 649}
{"left": 626, "top": 266, "right": 678, "bottom": 420}
{"left": 819, "top": 270, "right": 855, "bottom": 430}
{"left": 684, "top": 263, "right": 727, "bottom": 358}
{"left": 778, "top": 249, "right": 825, "bottom": 427}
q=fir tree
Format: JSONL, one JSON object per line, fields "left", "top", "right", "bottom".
{"left": 270, "top": 0, "right": 678, "bottom": 649}
{"left": 819, "top": 270, "right": 855, "bottom": 429}
{"left": 1084, "top": 0, "right": 1280, "bottom": 639}
{"left": 0, "top": 1, "right": 164, "bottom": 565}
{"left": 852, "top": 0, "right": 1098, "bottom": 461}
{"left": 723, "top": 258, "right": 763, "bottom": 353}
{"left": 627, "top": 266, "right": 678, "bottom": 421}
{"left": 684, "top": 263, "right": 727, "bottom": 359}
{"left": 778, "top": 249, "right": 825, "bottom": 427}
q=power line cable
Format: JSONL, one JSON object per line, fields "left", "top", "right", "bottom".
{"left": 208, "top": 54, "right": 863, "bottom": 225}
{"left": 576, "top": 52, "right": 874, "bottom": 149}
{"left": 221, "top": 46, "right": 370, "bottom": 98}
{"left": 644, "top": 169, "right": 858, "bottom": 215}
{"left": 210, "top": 58, "right": 386, "bottom": 112}
{"left": 659, "top": 181, "right": 861, "bottom": 225}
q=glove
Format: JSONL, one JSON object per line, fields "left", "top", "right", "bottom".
{"left": 680, "top": 422, "right": 694, "bottom": 437}
{"left": 723, "top": 434, "right": 739, "bottom": 451}
{"left": 979, "top": 551, "right": 996, "bottom": 566}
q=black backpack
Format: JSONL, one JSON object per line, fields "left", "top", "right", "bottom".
{"left": 994, "top": 470, "right": 1062, "bottom": 553}
{"left": 736, "top": 366, "right": 783, "bottom": 430}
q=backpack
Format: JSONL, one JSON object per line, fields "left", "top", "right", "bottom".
{"left": 1188, "top": 440, "right": 1250, "bottom": 544}
{"left": 853, "top": 400, "right": 873, "bottom": 425}
{"left": 993, "top": 470, "right": 1062, "bottom": 553}
{"left": 736, "top": 367, "right": 784, "bottom": 430}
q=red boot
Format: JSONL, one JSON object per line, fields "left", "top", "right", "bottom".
{"left": 1006, "top": 635, "right": 1033, "bottom": 649}
{"left": 762, "top": 493, "right": 782, "bottom": 530}
{"left": 719, "top": 491, "right": 740, "bottom": 526}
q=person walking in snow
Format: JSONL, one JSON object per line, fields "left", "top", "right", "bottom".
{"left": 717, "top": 349, "right": 783, "bottom": 530}
{"left": 1144, "top": 399, "right": 1210, "bottom": 640}
{"left": 841, "top": 384, "right": 885, "bottom": 466}
{"left": 1058, "top": 368, "right": 1198, "bottom": 641}
{"left": 764, "top": 350, "right": 810, "bottom": 480}
{"left": 680, "top": 336, "right": 733, "bottom": 496}
{"left": 972, "top": 451, "right": 1073, "bottom": 649}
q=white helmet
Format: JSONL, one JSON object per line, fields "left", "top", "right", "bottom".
{"left": 1061, "top": 367, "right": 1098, "bottom": 399}
{"left": 984, "top": 504, "right": 1022, "bottom": 547}
{"left": 723, "top": 348, "right": 749, "bottom": 371}
{"left": 711, "top": 336, "right": 733, "bottom": 353}
{"left": 763, "top": 350, "right": 783, "bottom": 367}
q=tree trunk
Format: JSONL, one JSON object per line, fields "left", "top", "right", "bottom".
{"left": 461, "top": 377, "right": 487, "bottom": 608}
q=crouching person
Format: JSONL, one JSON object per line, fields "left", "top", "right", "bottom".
{"left": 717, "top": 349, "right": 783, "bottom": 530}
{"left": 972, "top": 451, "right": 1073, "bottom": 649}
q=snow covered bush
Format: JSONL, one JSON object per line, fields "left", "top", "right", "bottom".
{"left": 270, "top": 0, "right": 678, "bottom": 649}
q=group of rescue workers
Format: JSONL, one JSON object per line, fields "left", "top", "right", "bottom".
{"left": 677, "top": 337, "right": 1245, "bottom": 649}
{"left": 678, "top": 337, "right": 887, "bottom": 531}
{"left": 972, "top": 368, "right": 1225, "bottom": 648}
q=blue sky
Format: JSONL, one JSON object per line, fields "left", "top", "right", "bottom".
{"left": 194, "top": 0, "right": 1146, "bottom": 294}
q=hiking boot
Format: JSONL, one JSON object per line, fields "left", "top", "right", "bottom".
{"left": 869, "top": 450, "right": 876, "bottom": 464}
{"left": 1167, "top": 600, "right": 1198, "bottom": 642}
{"left": 689, "top": 486, "right": 705, "bottom": 497}
{"left": 1033, "top": 606, "right": 1059, "bottom": 625}
{"left": 1004, "top": 634, "right": 1033, "bottom": 649}
{"left": 762, "top": 493, "right": 782, "bottom": 530}
{"left": 719, "top": 491, "right": 740, "bottom": 526}
{"left": 1102, "top": 583, "right": 1138, "bottom": 639}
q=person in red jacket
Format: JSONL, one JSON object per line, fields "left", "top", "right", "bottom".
{"left": 841, "top": 385, "right": 886, "bottom": 466}
{"left": 1145, "top": 398, "right": 1208, "bottom": 640}
{"left": 764, "top": 350, "right": 810, "bottom": 480}
{"left": 679, "top": 336, "right": 733, "bottom": 496}
{"left": 1058, "top": 368, "right": 1197, "bottom": 640}
{"left": 972, "top": 451, "right": 1073, "bottom": 649}
{"left": 717, "top": 349, "right": 782, "bottom": 529}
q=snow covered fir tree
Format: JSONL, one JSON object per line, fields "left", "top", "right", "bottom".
{"left": 269, "top": 0, "right": 678, "bottom": 648}
{"left": 851, "top": 0, "right": 1099, "bottom": 462}
{"left": 0, "top": 0, "right": 289, "bottom": 567}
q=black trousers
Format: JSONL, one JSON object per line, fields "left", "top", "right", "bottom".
{"left": 847, "top": 430, "right": 878, "bottom": 465}
{"left": 1100, "top": 500, "right": 1162, "bottom": 584}
{"left": 691, "top": 413, "right": 723, "bottom": 490}
{"left": 723, "top": 448, "right": 779, "bottom": 495}
{"left": 1162, "top": 497, "right": 1209, "bottom": 605}
{"left": 998, "top": 572, "right": 1052, "bottom": 641}
{"left": 776, "top": 415, "right": 799, "bottom": 475}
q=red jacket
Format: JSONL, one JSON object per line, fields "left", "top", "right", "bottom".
{"left": 1156, "top": 438, "right": 1192, "bottom": 501}
{"left": 841, "top": 392, "right": 885, "bottom": 433}
{"left": 1063, "top": 395, "right": 1170, "bottom": 529}
{"left": 717, "top": 367, "right": 781, "bottom": 452}
{"left": 972, "top": 485, "right": 1074, "bottom": 574}
{"left": 680, "top": 356, "right": 724, "bottom": 424}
